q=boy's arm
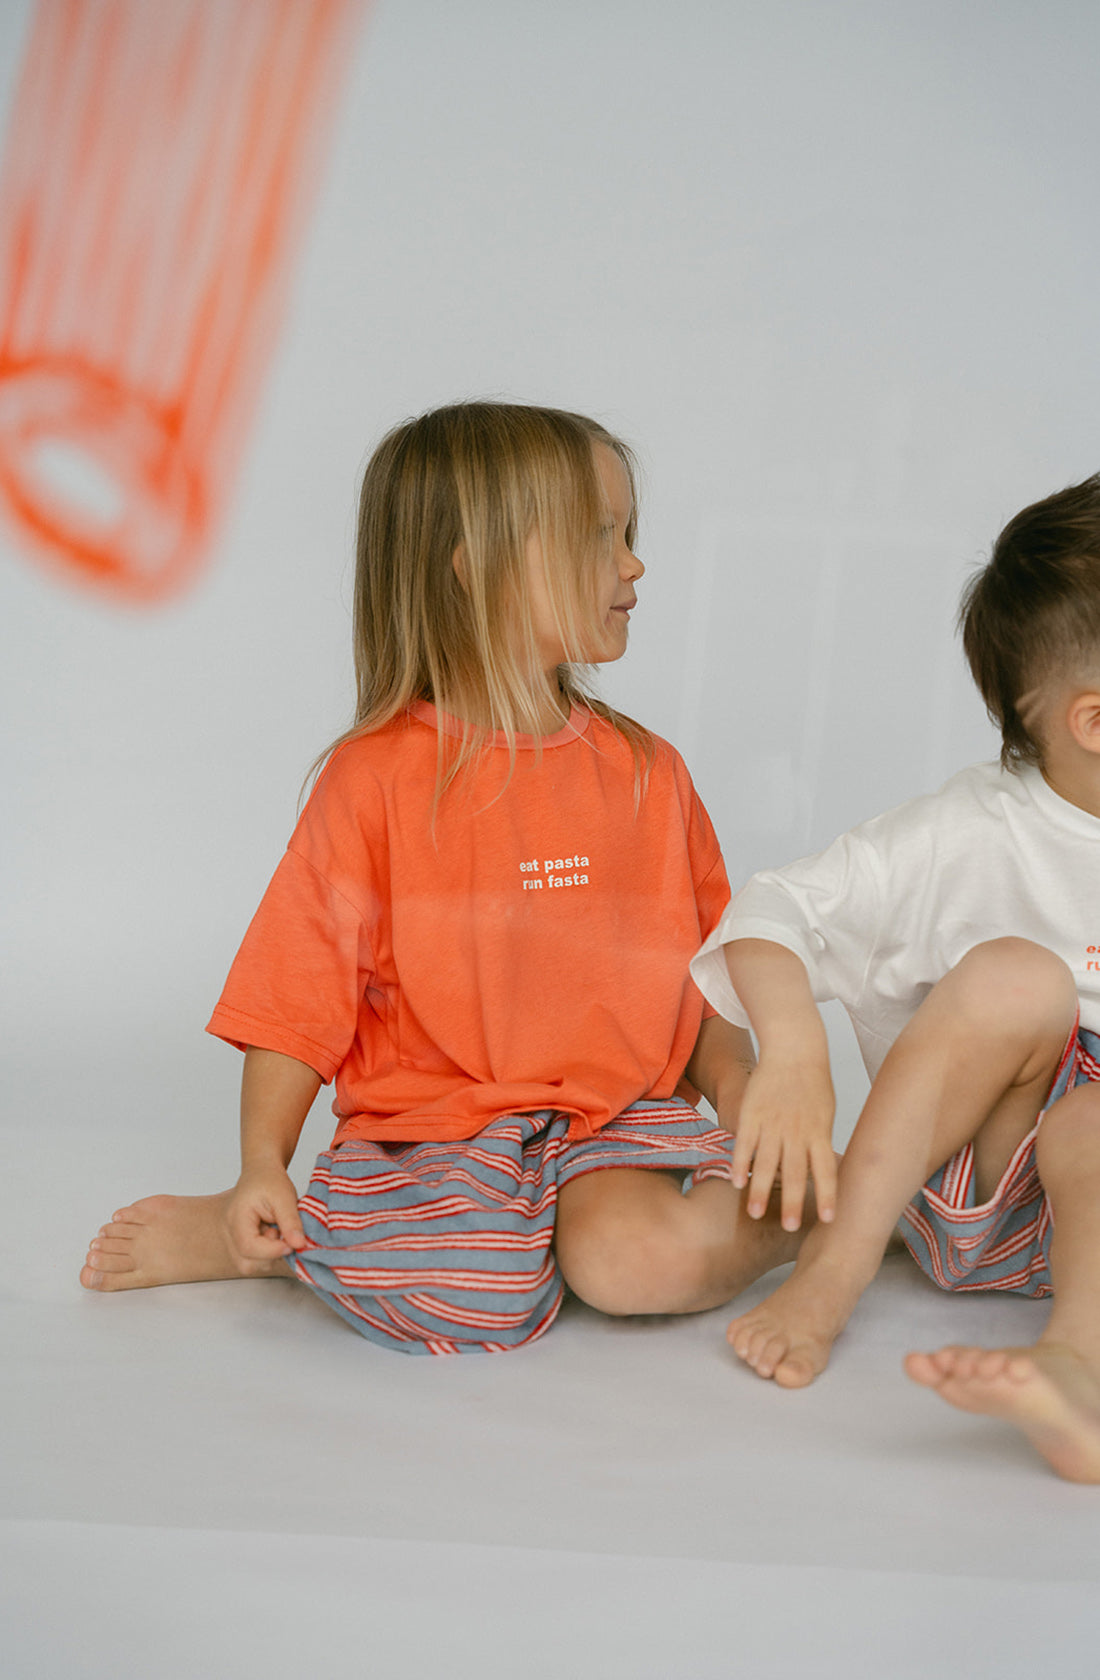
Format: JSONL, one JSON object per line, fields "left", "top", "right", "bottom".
{"left": 723, "top": 938, "right": 836, "bottom": 1231}
{"left": 684, "top": 1013, "right": 757, "bottom": 1136}
{"left": 226, "top": 1046, "right": 322, "bottom": 1260}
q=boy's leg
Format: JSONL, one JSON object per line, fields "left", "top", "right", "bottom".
{"left": 554, "top": 1168, "right": 804, "bottom": 1316}
{"left": 905, "top": 1080, "right": 1100, "bottom": 1482}
{"left": 81, "top": 1192, "right": 292, "bottom": 1289}
{"left": 729, "top": 938, "right": 1078, "bottom": 1387}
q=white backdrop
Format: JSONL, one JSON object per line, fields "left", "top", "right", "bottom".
{"left": 5, "top": 0, "right": 1098, "bottom": 1089}
{"left": 5, "top": 11, "right": 1100, "bottom": 1669}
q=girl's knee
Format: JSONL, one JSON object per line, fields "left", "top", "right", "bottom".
{"left": 555, "top": 1189, "right": 705, "bottom": 1316}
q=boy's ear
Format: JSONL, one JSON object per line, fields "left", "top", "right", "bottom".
{"left": 1066, "top": 690, "right": 1100, "bottom": 754}
{"left": 452, "top": 544, "right": 468, "bottom": 590}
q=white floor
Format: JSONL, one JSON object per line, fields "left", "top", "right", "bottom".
{"left": 5, "top": 1043, "right": 1100, "bottom": 1679}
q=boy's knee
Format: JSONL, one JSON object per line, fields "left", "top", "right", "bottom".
{"left": 1036, "top": 1080, "right": 1100, "bottom": 1171}
{"left": 949, "top": 938, "right": 1076, "bottom": 1031}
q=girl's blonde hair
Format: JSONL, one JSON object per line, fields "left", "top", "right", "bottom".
{"left": 317, "top": 400, "right": 653, "bottom": 789}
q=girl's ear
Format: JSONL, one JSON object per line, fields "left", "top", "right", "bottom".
{"left": 452, "top": 544, "right": 468, "bottom": 590}
{"left": 1066, "top": 690, "right": 1100, "bottom": 754}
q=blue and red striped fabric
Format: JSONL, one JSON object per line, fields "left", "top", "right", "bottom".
{"left": 291, "top": 1098, "right": 732, "bottom": 1353}
{"left": 901, "top": 1025, "right": 1100, "bottom": 1298}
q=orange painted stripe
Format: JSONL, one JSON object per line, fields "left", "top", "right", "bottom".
{"left": 0, "top": 0, "right": 367, "bottom": 600}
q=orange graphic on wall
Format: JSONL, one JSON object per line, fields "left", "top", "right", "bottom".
{"left": 0, "top": 0, "right": 365, "bottom": 603}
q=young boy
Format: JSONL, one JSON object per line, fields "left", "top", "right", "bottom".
{"left": 691, "top": 474, "right": 1100, "bottom": 1483}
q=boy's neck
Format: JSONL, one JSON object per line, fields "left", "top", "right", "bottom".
{"left": 1039, "top": 757, "right": 1100, "bottom": 820}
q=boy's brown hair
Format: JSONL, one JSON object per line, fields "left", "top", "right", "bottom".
{"left": 960, "top": 473, "right": 1100, "bottom": 768}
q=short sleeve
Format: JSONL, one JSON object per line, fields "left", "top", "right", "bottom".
{"left": 206, "top": 848, "right": 376, "bottom": 1082}
{"left": 691, "top": 830, "right": 884, "bottom": 1027}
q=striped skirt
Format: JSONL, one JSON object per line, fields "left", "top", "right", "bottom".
{"left": 290, "top": 1097, "right": 733, "bottom": 1354}
{"left": 901, "top": 1025, "right": 1100, "bottom": 1298}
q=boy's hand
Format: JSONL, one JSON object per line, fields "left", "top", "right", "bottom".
{"left": 226, "top": 1164, "right": 307, "bottom": 1260}
{"left": 731, "top": 1054, "right": 836, "bottom": 1230}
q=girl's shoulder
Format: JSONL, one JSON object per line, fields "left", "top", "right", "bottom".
{"left": 317, "top": 709, "right": 435, "bottom": 776}
{"left": 583, "top": 712, "right": 708, "bottom": 833}
{"left": 582, "top": 706, "right": 679, "bottom": 766}
{"left": 298, "top": 711, "right": 437, "bottom": 824}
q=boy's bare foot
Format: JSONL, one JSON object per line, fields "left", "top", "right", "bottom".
{"left": 80, "top": 1192, "right": 292, "bottom": 1291}
{"left": 726, "top": 1234, "right": 869, "bottom": 1387}
{"left": 904, "top": 1340, "right": 1100, "bottom": 1483}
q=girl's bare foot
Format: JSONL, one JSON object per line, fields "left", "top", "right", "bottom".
{"left": 905, "top": 1340, "right": 1100, "bottom": 1483}
{"left": 80, "top": 1192, "right": 291, "bottom": 1291}
{"left": 726, "top": 1232, "right": 870, "bottom": 1386}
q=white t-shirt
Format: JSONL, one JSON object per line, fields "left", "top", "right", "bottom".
{"left": 691, "top": 761, "right": 1100, "bottom": 1081}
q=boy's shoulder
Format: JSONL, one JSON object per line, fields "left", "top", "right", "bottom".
{"left": 806, "top": 762, "right": 1033, "bottom": 884}
{"left": 858, "top": 760, "right": 1032, "bottom": 845}
{"left": 839, "top": 760, "right": 1093, "bottom": 887}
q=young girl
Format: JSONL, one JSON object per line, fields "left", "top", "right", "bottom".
{"left": 80, "top": 401, "right": 805, "bottom": 1354}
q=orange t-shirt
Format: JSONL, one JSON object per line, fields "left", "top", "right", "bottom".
{"left": 207, "top": 704, "right": 730, "bottom": 1144}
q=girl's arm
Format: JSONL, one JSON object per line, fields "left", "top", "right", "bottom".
{"left": 722, "top": 938, "right": 836, "bottom": 1231}
{"left": 226, "top": 1046, "right": 322, "bottom": 1260}
{"left": 684, "top": 1012, "right": 756, "bottom": 1132}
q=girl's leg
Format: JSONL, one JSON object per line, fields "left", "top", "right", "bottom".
{"left": 554, "top": 1168, "right": 804, "bottom": 1316}
{"left": 905, "top": 1080, "right": 1100, "bottom": 1482}
{"left": 81, "top": 1192, "right": 292, "bottom": 1290}
{"left": 729, "top": 939, "right": 1078, "bottom": 1387}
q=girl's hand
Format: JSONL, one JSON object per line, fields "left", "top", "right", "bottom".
{"left": 730, "top": 1054, "right": 837, "bottom": 1231}
{"left": 226, "top": 1164, "right": 307, "bottom": 1260}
